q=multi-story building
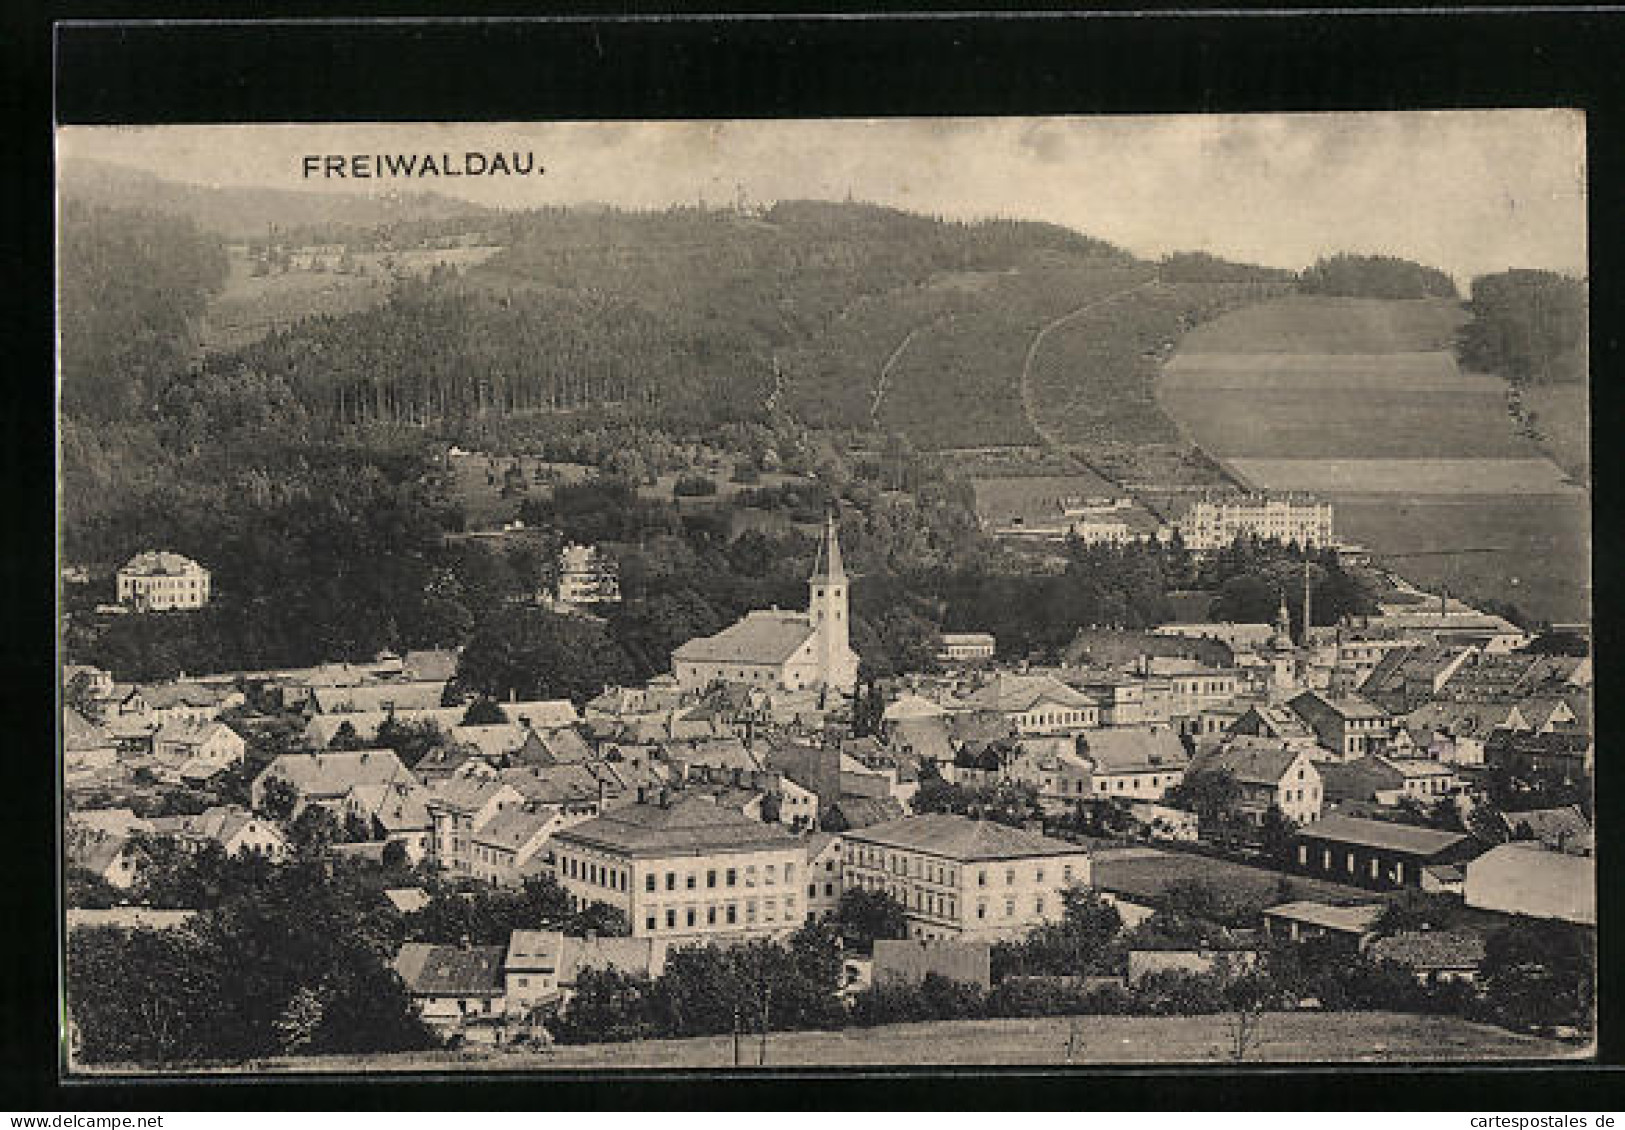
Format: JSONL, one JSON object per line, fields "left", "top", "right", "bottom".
{"left": 116, "top": 551, "right": 211, "bottom": 611}
{"left": 555, "top": 543, "right": 621, "bottom": 606}
{"left": 1177, "top": 495, "right": 1334, "bottom": 552}
{"left": 1287, "top": 691, "right": 1395, "bottom": 761}
{"left": 840, "top": 814, "right": 1093, "bottom": 942}
{"left": 548, "top": 794, "right": 807, "bottom": 943}
{"left": 957, "top": 673, "right": 1100, "bottom": 734}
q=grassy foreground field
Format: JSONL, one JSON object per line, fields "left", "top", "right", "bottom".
{"left": 87, "top": 1012, "right": 1579, "bottom": 1075}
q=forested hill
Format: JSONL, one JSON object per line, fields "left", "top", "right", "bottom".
{"left": 58, "top": 158, "right": 494, "bottom": 243}
{"left": 186, "top": 201, "right": 1143, "bottom": 434}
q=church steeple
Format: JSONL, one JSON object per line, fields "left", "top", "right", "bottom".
{"left": 809, "top": 514, "right": 846, "bottom": 584}
{"left": 808, "top": 515, "right": 855, "bottom": 690}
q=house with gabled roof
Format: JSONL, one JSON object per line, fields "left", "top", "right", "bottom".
{"left": 1287, "top": 690, "right": 1395, "bottom": 761}
{"left": 63, "top": 708, "right": 118, "bottom": 775}
{"left": 958, "top": 673, "right": 1099, "bottom": 734}
{"left": 1320, "top": 755, "right": 1462, "bottom": 809}
{"left": 147, "top": 805, "right": 288, "bottom": 860}
{"left": 423, "top": 776, "right": 527, "bottom": 876}
{"left": 307, "top": 679, "right": 448, "bottom": 717}
{"left": 345, "top": 777, "right": 434, "bottom": 862}
{"left": 1072, "top": 726, "right": 1189, "bottom": 801}
{"left": 393, "top": 942, "right": 508, "bottom": 1040}
{"left": 251, "top": 749, "right": 410, "bottom": 817}
{"left": 470, "top": 806, "right": 566, "bottom": 887}
{"left": 1186, "top": 739, "right": 1324, "bottom": 825}
{"left": 1367, "top": 930, "right": 1487, "bottom": 986}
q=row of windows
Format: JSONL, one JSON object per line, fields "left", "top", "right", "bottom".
{"left": 806, "top": 881, "right": 837, "bottom": 899}
{"left": 562, "top": 855, "right": 629, "bottom": 892}
{"left": 642, "top": 894, "right": 799, "bottom": 933}
{"left": 640, "top": 861, "right": 797, "bottom": 893}
{"left": 846, "top": 852, "right": 1075, "bottom": 891}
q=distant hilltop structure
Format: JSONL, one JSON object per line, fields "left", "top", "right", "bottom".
{"left": 116, "top": 552, "right": 211, "bottom": 612}
{"left": 1176, "top": 493, "right": 1334, "bottom": 552}
{"left": 672, "top": 516, "right": 859, "bottom": 694}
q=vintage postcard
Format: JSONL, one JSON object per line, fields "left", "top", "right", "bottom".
{"left": 57, "top": 113, "right": 1593, "bottom": 1074}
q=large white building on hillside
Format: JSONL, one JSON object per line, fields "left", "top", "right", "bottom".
{"left": 116, "top": 552, "right": 211, "bottom": 611}
{"left": 672, "top": 516, "right": 860, "bottom": 694}
{"left": 1177, "top": 495, "right": 1333, "bottom": 552}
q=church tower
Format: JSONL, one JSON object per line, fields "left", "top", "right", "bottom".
{"left": 808, "top": 515, "right": 855, "bottom": 689}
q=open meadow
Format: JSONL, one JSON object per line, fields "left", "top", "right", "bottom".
{"left": 101, "top": 1011, "right": 1579, "bottom": 1074}
{"left": 1174, "top": 295, "right": 1465, "bottom": 354}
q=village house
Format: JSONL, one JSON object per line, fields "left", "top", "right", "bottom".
{"left": 469, "top": 806, "right": 568, "bottom": 887}
{"left": 841, "top": 814, "right": 1092, "bottom": 942}
{"left": 1366, "top": 931, "right": 1487, "bottom": 986}
{"left": 344, "top": 777, "right": 434, "bottom": 863}
{"left": 1399, "top": 700, "right": 1526, "bottom": 766}
{"left": 116, "top": 551, "right": 211, "bottom": 611}
{"left": 1185, "top": 739, "right": 1325, "bottom": 825}
{"left": 151, "top": 719, "right": 246, "bottom": 785}
{"left": 548, "top": 793, "right": 808, "bottom": 943}
{"left": 672, "top": 517, "right": 859, "bottom": 694}
{"left": 1063, "top": 670, "right": 1146, "bottom": 727}
{"left": 956, "top": 672, "right": 1100, "bottom": 734}
{"left": 424, "top": 777, "right": 528, "bottom": 875}
{"left": 306, "top": 679, "right": 449, "bottom": 717}
{"left": 63, "top": 708, "right": 119, "bottom": 776}
{"left": 148, "top": 805, "right": 288, "bottom": 860}
{"left": 1072, "top": 726, "right": 1190, "bottom": 801}
{"left": 251, "top": 749, "right": 411, "bottom": 817}
{"left": 1287, "top": 690, "right": 1395, "bottom": 761}
{"left": 1292, "top": 814, "right": 1479, "bottom": 890}
{"left": 67, "top": 830, "right": 141, "bottom": 890}
{"left": 393, "top": 942, "right": 509, "bottom": 1042}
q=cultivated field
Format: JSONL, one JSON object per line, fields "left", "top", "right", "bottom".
{"left": 1159, "top": 296, "right": 1590, "bottom": 624}
{"left": 1225, "top": 459, "right": 1579, "bottom": 495}
{"left": 1336, "top": 494, "right": 1591, "bottom": 625}
{"left": 1164, "top": 388, "right": 1538, "bottom": 461}
{"left": 99, "top": 1011, "right": 1578, "bottom": 1074}
{"left": 1175, "top": 296, "right": 1465, "bottom": 354}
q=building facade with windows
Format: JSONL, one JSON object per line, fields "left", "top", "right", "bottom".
{"left": 1177, "top": 495, "right": 1334, "bottom": 552}
{"left": 548, "top": 795, "right": 807, "bottom": 943}
{"left": 840, "top": 814, "right": 1092, "bottom": 942}
{"left": 116, "top": 551, "right": 211, "bottom": 611}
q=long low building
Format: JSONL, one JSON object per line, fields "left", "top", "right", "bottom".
{"left": 1291, "top": 814, "right": 1480, "bottom": 890}
{"left": 841, "top": 814, "right": 1092, "bottom": 942}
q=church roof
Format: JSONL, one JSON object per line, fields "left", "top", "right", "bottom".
{"left": 673, "top": 610, "right": 818, "bottom": 666}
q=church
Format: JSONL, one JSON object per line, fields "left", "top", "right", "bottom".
{"left": 671, "top": 516, "right": 861, "bottom": 694}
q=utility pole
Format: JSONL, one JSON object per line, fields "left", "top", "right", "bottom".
{"left": 732, "top": 1005, "right": 742, "bottom": 1067}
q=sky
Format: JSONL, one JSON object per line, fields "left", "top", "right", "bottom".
{"left": 59, "top": 112, "right": 1587, "bottom": 286}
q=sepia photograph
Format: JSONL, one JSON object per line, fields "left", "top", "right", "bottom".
{"left": 55, "top": 112, "right": 1595, "bottom": 1076}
